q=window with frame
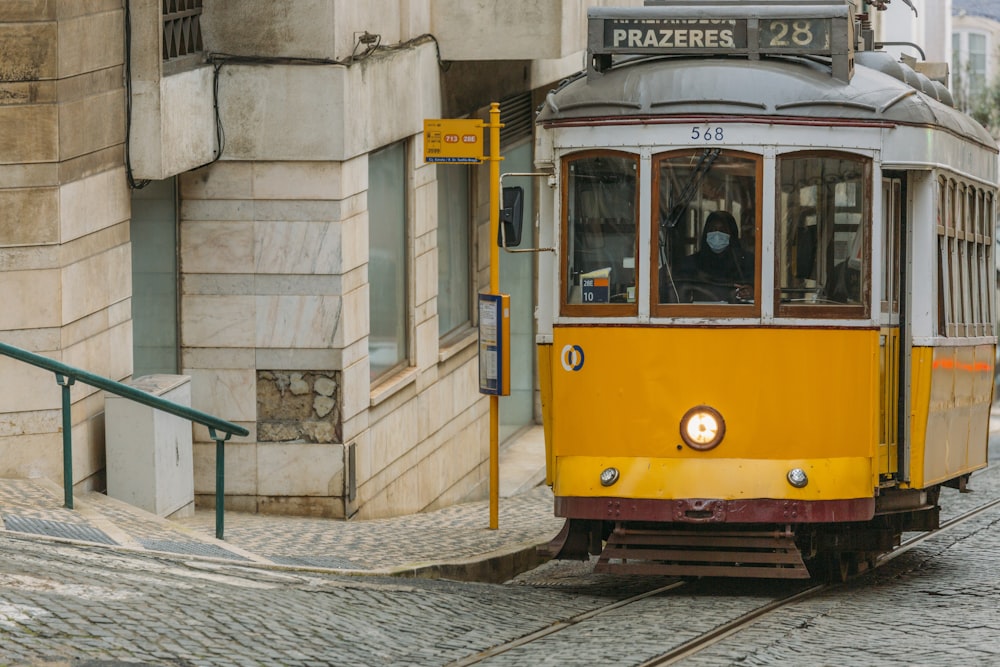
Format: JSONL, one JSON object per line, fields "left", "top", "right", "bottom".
{"left": 437, "top": 165, "right": 471, "bottom": 337}
{"left": 655, "top": 150, "right": 759, "bottom": 313}
{"left": 562, "top": 152, "right": 638, "bottom": 315}
{"left": 936, "top": 174, "right": 995, "bottom": 337}
{"left": 968, "top": 32, "right": 988, "bottom": 91}
{"left": 776, "top": 153, "right": 870, "bottom": 318}
{"left": 369, "top": 142, "right": 408, "bottom": 381}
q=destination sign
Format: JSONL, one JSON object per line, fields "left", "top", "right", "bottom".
{"left": 588, "top": 4, "right": 853, "bottom": 82}
{"left": 603, "top": 19, "right": 747, "bottom": 51}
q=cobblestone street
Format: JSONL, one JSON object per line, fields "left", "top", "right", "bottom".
{"left": 0, "top": 535, "right": 611, "bottom": 666}
{"left": 1, "top": 437, "right": 998, "bottom": 666}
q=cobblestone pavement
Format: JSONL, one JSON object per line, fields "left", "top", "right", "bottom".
{"left": 0, "top": 533, "right": 613, "bottom": 666}
{"left": 0, "top": 427, "right": 997, "bottom": 665}
{"left": 0, "top": 480, "right": 564, "bottom": 580}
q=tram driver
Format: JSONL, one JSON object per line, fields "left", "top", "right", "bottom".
{"left": 671, "top": 210, "right": 753, "bottom": 302}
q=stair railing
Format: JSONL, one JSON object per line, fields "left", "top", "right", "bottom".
{"left": 0, "top": 341, "right": 248, "bottom": 539}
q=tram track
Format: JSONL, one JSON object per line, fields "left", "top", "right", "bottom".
{"left": 448, "top": 495, "right": 1000, "bottom": 667}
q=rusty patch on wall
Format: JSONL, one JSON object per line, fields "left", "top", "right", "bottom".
{"left": 257, "top": 371, "right": 342, "bottom": 443}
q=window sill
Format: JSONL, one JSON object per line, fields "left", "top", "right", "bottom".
{"left": 438, "top": 326, "right": 478, "bottom": 364}
{"left": 369, "top": 366, "right": 419, "bottom": 408}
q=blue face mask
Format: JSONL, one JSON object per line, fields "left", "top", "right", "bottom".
{"left": 706, "top": 231, "right": 730, "bottom": 253}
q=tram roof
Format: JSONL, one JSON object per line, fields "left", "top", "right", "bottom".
{"left": 537, "top": 52, "right": 997, "bottom": 150}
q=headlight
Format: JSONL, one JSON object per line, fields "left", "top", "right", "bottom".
{"left": 600, "top": 467, "right": 620, "bottom": 487}
{"left": 680, "top": 405, "right": 726, "bottom": 451}
{"left": 787, "top": 468, "right": 808, "bottom": 488}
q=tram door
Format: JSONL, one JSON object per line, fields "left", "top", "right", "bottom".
{"left": 499, "top": 141, "right": 536, "bottom": 442}
{"left": 879, "top": 175, "right": 905, "bottom": 477}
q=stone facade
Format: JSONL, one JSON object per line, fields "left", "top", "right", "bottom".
{"left": 0, "top": 0, "right": 643, "bottom": 519}
{"left": 0, "top": 1, "right": 130, "bottom": 491}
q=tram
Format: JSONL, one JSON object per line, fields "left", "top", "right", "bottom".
{"left": 516, "top": 0, "right": 998, "bottom": 579}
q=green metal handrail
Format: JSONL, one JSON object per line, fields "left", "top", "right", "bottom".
{"left": 0, "top": 341, "right": 248, "bottom": 539}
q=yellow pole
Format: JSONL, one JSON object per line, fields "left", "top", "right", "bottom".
{"left": 488, "top": 102, "right": 502, "bottom": 530}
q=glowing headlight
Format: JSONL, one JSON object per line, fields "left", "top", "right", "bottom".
{"left": 679, "top": 405, "right": 726, "bottom": 451}
{"left": 787, "top": 468, "right": 808, "bottom": 488}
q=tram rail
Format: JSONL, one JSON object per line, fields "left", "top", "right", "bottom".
{"left": 447, "top": 496, "right": 1000, "bottom": 667}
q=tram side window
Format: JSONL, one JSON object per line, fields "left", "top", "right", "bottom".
{"left": 777, "top": 154, "right": 870, "bottom": 314}
{"left": 656, "top": 151, "right": 758, "bottom": 306}
{"left": 936, "top": 175, "right": 995, "bottom": 337}
{"left": 564, "top": 154, "right": 638, "bottom": 307}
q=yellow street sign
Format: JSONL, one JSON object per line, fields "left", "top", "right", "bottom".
{"left": 424, "top": 118, "right": 484, "bottom": 163}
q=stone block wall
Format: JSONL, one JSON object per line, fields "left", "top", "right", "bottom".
{"left": 0, "top": 1, "right": 131, "bottom": 491}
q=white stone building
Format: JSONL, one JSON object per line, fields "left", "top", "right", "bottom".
{"left": 0, "top": 0, "right": 641, "bottom": 519}
{"left": 952, "top": 0, "right": 1000, "bottom": 104}
{"left": 865, "top": 0, "right": 952, "bottom": 63}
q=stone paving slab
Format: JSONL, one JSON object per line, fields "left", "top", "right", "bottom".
{"left": 0, "top": 477, "right": 563, "bottom": 582}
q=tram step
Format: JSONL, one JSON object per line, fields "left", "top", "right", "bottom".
{"left": 594, "top": 527, "right": 810, "bottom": 579}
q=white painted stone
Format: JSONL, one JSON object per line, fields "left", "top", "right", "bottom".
{"left": 0, "top": 357, "right": 60, "bottom": 413}
{"left": 0, "top": 433, "right": 61, "bottom": 479}
{"left": 340, "top": 211, "right": 368, "bottom": 273}
{"left": 254, "top": 295, "right": 342, "bottom": 348}
{"left": 59, "top": 168, "right": 129, "bottom": 243}
{"left": 187, "top": 367, "right": 257, "bottom": 422}
{"left": 181, "top": 295, "right": 255, "bottom": 348}
{"left": 255, "top": 347, "right": 341, "bottom": 371}
{"left": 414, "top": 317, "right": 438, "bottom": 371}
{"left": 414, "top": 246, "right": 436, "bottom": 308}
{"left": 413, "top": 179, "right": 437, "bottom": 238}
{"left": 429, "top": 0, "right": 643, "bottom": 61}
{"left": 254, "top": 220, "right": 342, "bottom": 275}
{"left": 193, "top": 440, "right": 258, "bottom": 496}
{"left": 340, "top": 357, "right": 369, "bottom": 423}
{"left": 179, "top": 162, "right": 253, "bottom": 200}
{"left": 257, "top": 443, "right": 345, "bottom": 496}
{"left": 0, "top": 269, "right": 61, "bottom": 330}
{"left": 160, "top": 67, "right": 218, "bottom": 177}
{"left": 336, "top": 285, "right": 367, "bottom": 348}
{"left": 215, "top": 45, "right": 440, "bottom": 162}
{"left": 181, "top": 220, "right": 255, "bottom": 275}
{"left": 105, "top": 375, "right": 194, "bottom": 517}
{"left": 61, "top": 245, "right": 131, "bottom": 325}
{"left": 251, "top": 162, "right": 340, "bottom": 200}
{"left": 181, "top": 346, "right": 256, "bottom": 370}
{"left": 368, "top": 396, "right": 419, "bottom": 474}
{"left": 0, "top": 409, "right": 59, "bottom": 438}
{"left": 180, "top": 199, "right": 254, "bottom": 222}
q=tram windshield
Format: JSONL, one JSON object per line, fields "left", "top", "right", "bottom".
{"left": 564, "top": 154, "right": 638, "bottom": 307}
{"left": 657, "top": 151, "right": 758, "bottom": 306}
{"left": 777, "top": 154, "right": 869, "bottom": 312}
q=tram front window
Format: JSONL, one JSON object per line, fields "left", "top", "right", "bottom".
{"left": 564, "top": 154, "right": 638, "bottom": 308}
{"left": 777, "top": 154, "right": 870, "bottom": 314}
{"left": 656, "top": 151, "right": 759, "bottom": 306}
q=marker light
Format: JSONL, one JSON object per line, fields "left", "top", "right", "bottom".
{"left": 787, "top": 468, "right": 808, "bottom": 488}
{"left": 679, "top": 405, "right": 726, "bottom": 451}
{"left": 600, "top": 467, "right": 620, "bottom": 487}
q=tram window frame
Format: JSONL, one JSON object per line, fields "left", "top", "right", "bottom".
{"left": 775, "top": 151, "right": 872, "bottom": 320}
{"left": 936, "top": 176, "right": 951, "bottom": 336}
{"left": 651, "top": 149, "right": 762, "bottom": 318}
{"left": 980, "top": 191, "right": 997, "bottom": 336}
{"left": 560, "top": 151, "right": 640, "bottom": 317}
{"left": 949, "top": 179, "right": 964, "bottom": 336}
{"left": 935, "top": 175, "right": 998, "bottom": 338}
{"left": 983, "top": 190, "right": 996, "bottom": 336}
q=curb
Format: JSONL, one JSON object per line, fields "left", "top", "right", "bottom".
{"left": 386, "top": 539, "right": 554, "bottom": 584}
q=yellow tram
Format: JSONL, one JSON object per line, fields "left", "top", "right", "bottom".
{"left": 520, "top": 1, "right": 998, "bottom": 579}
